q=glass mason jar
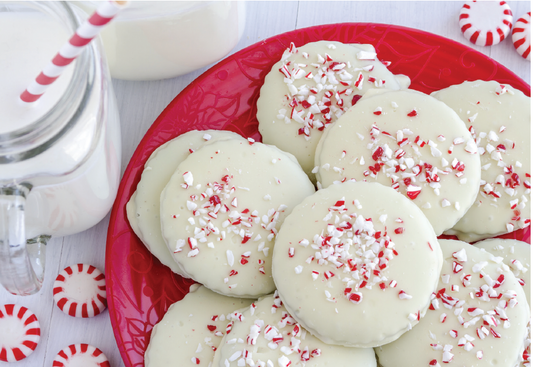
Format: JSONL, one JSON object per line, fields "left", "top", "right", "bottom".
{"left": 0, "top": 1, "right": 121, "bottom": 295}
{"left": 73, "top": 1, "right": 246, "bottom": 81}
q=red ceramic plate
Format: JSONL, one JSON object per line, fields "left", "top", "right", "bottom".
{"left": 106, "top": 23, "right": 531, "bottom": 367}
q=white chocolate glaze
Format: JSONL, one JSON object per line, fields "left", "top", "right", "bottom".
{"left": 127, "top": 130, "right": 245, "bottom": 276}
{"left": 160, "top": 139, "right": 315, "bottom": 298}
{"left": 376, "top": 239, "right": 530, "bottom": 367}
{"left": 474, "top": 238, "right": 531, "bottom": 302}
{"left": 272, "top": 181, "right": 442, "bottom": 348}
{"left": 315, "top": 89, "right": 481, "bottom": 235}
{"left": 214, "top": 293, "right": 377, "bottom": 367}
{"left": 145, "top": 285, "right": 253, "bottom": 367}
{"left": 257, "top": 41, "right": 407, "bottom": 180}
{"left": 126, "top": 191, "right": 142, "bottom": 240}
{"left": 431, "top": 81, "right": 531, "bottom": 241}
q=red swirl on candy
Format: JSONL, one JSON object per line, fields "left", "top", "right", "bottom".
{"left": 459, "top": 1, "right": 513, "bottom": 46}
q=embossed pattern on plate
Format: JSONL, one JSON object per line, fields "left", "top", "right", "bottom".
{"left": 105, "top": 23, "right": 531, "bottom": 367}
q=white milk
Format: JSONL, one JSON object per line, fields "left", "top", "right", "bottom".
{"left": 0, "top": 13, "right": 74, "bottom": 133}
{"left": 0, "top": 9, "right": 121, "bottom": 239}
{"left": 74, "top": 1, "right": 246, "bottom": 80}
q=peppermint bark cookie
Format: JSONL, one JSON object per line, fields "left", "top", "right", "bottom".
{"left": 126, "top": 130, "right": 245, "bottom": 276}
{"left": 145, "top": 285, "right": 253, "bottom": 367}
{"left": 257, "top": 41, "right": 407, "bottom": 180}
{"left": 214, "top": 292, "right": 377, "bottom": 367}
{"left": 432, "top": 81, "right": 531, "bottom": 242}
{"left": 160, "top": 139, "right": 315, "bottom": 298}
{"left": 474, "top": 238, "right": 531, "bottom": 301}
{"left": 315, "top": 89, "right": 481, "bottom": 235}
{"left": 376, "top": 239, "right": 530, "bottom": 367}
{"left": 271, "top": 181, "right": 442, "bottom": 348}
{"left": 474, "top": 240, "right": 530, "bottom": 367}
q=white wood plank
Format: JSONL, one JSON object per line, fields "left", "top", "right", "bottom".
{"left": 235, "top": 1, "right": 299, "bottom": 48}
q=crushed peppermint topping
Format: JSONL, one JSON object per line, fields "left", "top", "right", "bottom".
{"left": 222, "top": 292, "right": 322, "bottom": 367}
{"left": 464, "top": 139, "right": 478, "bottom": 154}
{"left": 426, "top": 245, "right": 524, "bottom": 366}
{"left": 177, "top": 174, "right": 287, "bottom": 280}
{"left": 183, "top": 171, "right": 194, "bottom": 187}
{"left": 464, "top": 118, "right": 530, "bottom": 231}
{"left": 329, "top": 119, "right": 473, "bottom": 204}
{"left": 289, "top": 198, "right": 404, "bottom": 305}
{"left": 407, "top": 109, "right": 418, "bottom": 117}
{"left": 191, "top": 309, "right": 259, "bottom": 365}
{"left": 275, "top": 42, "right": 390, "bottom": 140}
{"left": 452, "top": 248, "right": 467, "bottom": 262}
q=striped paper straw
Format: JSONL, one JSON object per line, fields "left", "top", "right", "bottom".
{"left": 20, "top": 1, "right": 128, "bottom": 103}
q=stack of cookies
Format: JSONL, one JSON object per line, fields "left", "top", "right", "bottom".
{"left": 126, "top": 41, "right": 530, "bottom": 367}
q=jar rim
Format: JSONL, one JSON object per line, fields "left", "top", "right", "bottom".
{"left": 0, "top": 1, "right": 92, "bottom": 162}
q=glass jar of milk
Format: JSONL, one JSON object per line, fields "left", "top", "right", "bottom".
{"left": 0, "top": 2, "right": 121, "bottom": 295}
{"left": 73, "top": 1, "right": 246, "bottom": 80}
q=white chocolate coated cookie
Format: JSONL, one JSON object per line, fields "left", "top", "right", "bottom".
{"left": 432, "top": 81, "right": 531, "bottom": 241}
{"left": 257, "top": 41, "right": 407, "bottom": 180}
{"left": 214, "top": 293, "right": 377, "bottom": 367}
{"left": 127, "top": 130, "right": 245, "bottom": 276}
{"left": 272, "top": 181, "right": 442, "bottom": 348}
{"left": 376, "top": 239, "right": 530, "bottom": 367}
{"left": 474, "top": 238, "right": 531, "bottom": 301}
{"left": 160, "top": 139, "right": 315, "bottom": 298}
{"left": 315, "top": 89, "right": 481, "bottom": 235}
{"left": 145, "top": 285, "right": 253, "bottom": 367}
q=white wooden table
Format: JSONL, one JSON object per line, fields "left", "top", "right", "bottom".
{"left": 1, "top": 2, "right": 530, "bottom": 367}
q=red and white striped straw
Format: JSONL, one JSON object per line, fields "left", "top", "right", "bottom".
{"left": 20, "top": 0, "right": 128, "bottom": 103}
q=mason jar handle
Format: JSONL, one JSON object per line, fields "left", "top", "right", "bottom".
{"left": 0, "top": 183, "right": 48, "bottom": 295}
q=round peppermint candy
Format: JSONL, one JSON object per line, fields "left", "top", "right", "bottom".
{"left": 512, "top": 12, "right": 531, "bottom": 60}
{"left": 0, "top": 304, "right": 40, "bottom": 362}
{"left": 459, "top": 1, "right": 513, "bottom": 46}
{"left": 53, "top": 264, "right": 107, "bottom": 318}
{"left": 53, "top": 344, "right": 110, "bottom": 367}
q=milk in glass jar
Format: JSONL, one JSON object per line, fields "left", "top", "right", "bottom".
{"left": 0, "top": 2, "right": 121, "bottom": 295}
